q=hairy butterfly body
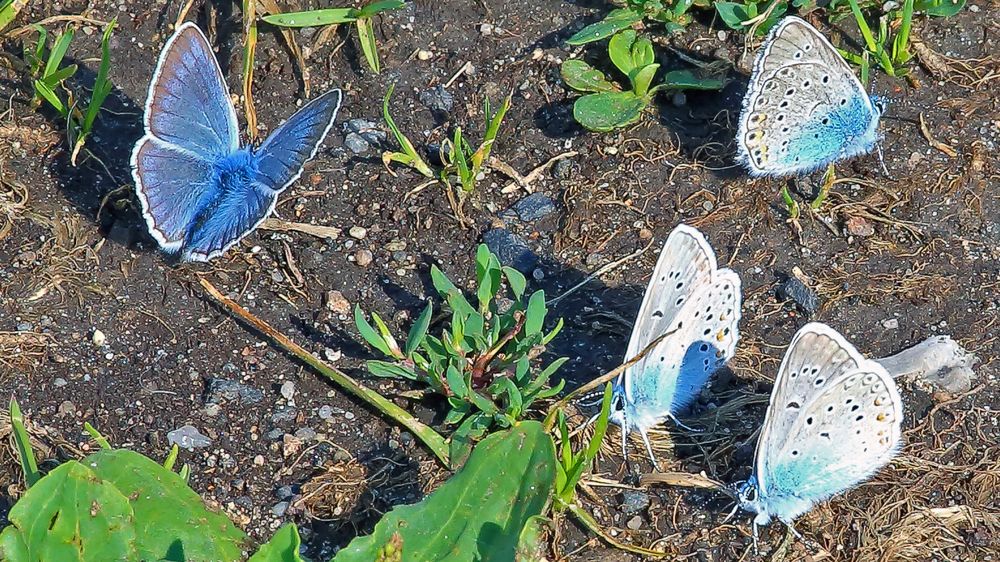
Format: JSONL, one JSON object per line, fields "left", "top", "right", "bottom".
{"left": 737, "top": 323, "right": 903, "bottom": 547}
{"left": 131, "top": 22, "right": 342, "bottom": 262}
{"left": 737, "top": 16, "right": 885, "bottom": 177}
{"left": 609, "top": 225, "right": 742, "bottom": 463}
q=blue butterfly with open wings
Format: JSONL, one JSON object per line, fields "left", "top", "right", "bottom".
{"left": 131, "top": 22, "right": 341, "bottom": 262}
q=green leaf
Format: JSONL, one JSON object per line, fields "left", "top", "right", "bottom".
{"left": 83, "top": 18, "right": 116, "bottom": 134}
{"left": 43, "top": 28, "right": 74, "bottom": 80}
{"left": 608, "top": 29, "right": 638, "bottom": 76}
{"left": 502, "top": 266, "right": 527, "bottom": 300}
{"left": 524, "top": 290, "right": 547, "bottom": 336}
{"left": 566, "top": 8, "right": 643, "bottom": 45}
{"left": 630, "top": 63, "right": 660, "bottom": 97}
{"left": 9, "top": 398, "right": 39, "bottom": 487}
{"left": 33, "top": 80, "right": 66, "bottom": 116}
{"left": 87, "top": 449, "right": 247, "bottom": 561}
{"left": 446, "top": 364, "right": 468, "bottom": 399}
{"left": 355, "top": 305, "right": 394, "bottom": 357}
{"left": 631, "top": 35, "right": 655, "bottom": 69}
{"left": 915, "top": 0, "right": 965, "bottom": 16}
{"left": 657, "top": 69, "right": 727, "bottom": 91}
{"left": 515, "top": 515, "right": 551, "bottom": 562}
{"left": 249, "top": 523, "right": 303, "bottom": 562}
{"left": 560, "top": 59, "right": 616, "bottom": 93}
{"left": 541, "top": 317, "right": 564, "bottom": 346}
{"left": 496, "top": 377, "right": 523, "bottom": 419}
{"left": 0, "top": 0, "right": 27, "bottom": 34}
{"left": 366, "top": 360, "right": 419, "bottom": 380}
{"left": 523, "top": 357, "right": 568, "bottom": 398}
{"left": 262, "top": 8, "right": 358, "bottom": 26}
{"left": 475, "top": 244, "right": 502, "bottom": 313}
{"left": 357, "top": 0, "right": 406, "bottom": 18}
{"left": 405, "top": 302, "right": 433, "bottom": 357}
{"left": 0, "top": 461, "right": 138, "bottom": 561}
{"left": 572, "top": 91, "right": 646, "bottom": 132}
{"left": 40, "top": 63, "right": 77, "bottom": 87}
{"left": 333, "top": 422, "right": 556, "bottom": 561}
{"left": 447, "top": 412, "right": 491, "bottom": 468}
{"left": 714, "top": 1, "right": 751, "bottom": 29}
{"left": 356, "top": 17, "right": 380, "bottom": 73}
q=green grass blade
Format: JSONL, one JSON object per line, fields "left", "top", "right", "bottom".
{"left": 356, "top": 17, "right": 380, "bottom": 73}
{"left": 9, "top": 398, "right": 40, "bottom": 487}
{"left": 84, "top": 422, "right": 112, "bottom": 449}
{"left": 34, "top": 79, "right": 66, "bottom": 115}
{"left": 44, "top": 28, "right": 74, "bottom": 79}
{"left": 262, "top": 8, "right": 358, "bottom": 26}
{"left": 357, "top": 0, "right": 405, "bottom": 18}
{"left": 382, "top": 84, "right": 433, "bottom": 177}
{"left": 82, "top": 18, "right": 116, "bottom": 134}
{"left": 0, "top": 0, "right": 27, "bottom": 34}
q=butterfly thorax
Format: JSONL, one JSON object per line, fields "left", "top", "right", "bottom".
{"left": 214, "top": 149, "right": 258, "bottom": 195}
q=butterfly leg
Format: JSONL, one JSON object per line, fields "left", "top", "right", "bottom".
{"left": 875, "top": 142, "right": 893, "bottom": 179}
{"left": 637, "top": 427, "right": 658, "bottom": 468}
{"left": 666, "top": 412, "right": 702, "bottom": 433}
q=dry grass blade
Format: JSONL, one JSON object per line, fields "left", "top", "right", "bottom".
{"left": 640, "top": 471, "right": 733, "bottom": 497}
{"left": 0, "top": 173, "right": 28, "bottom": 241}
{"left": 261, "top": 218, "right": 341, "bottom": 239}
{"left": 919, "top": 113, "right": 958, "bottom": 157}
{"left": 0, "top": 331, "right": 52, "bottom": 371}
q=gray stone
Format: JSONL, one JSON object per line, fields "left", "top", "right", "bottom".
{"left": 621, "top": 489, "right": 650, "bottom": 515}
{"left": 53, "top": 377, "right": 68, "bottom": 388}
{"left": 167, "top": 425, "right": 212, "bottom": 450}
{"left": 205, "top": 379, "right": 264, "bottom": 406}
{"left": 877, "top": 335, "right": 978, "bottom": 394}
{"left": 271, "top": 404, "right": 297, "bottom": 424}
{"left": 276, "top": 485, "right": 294, "bottom": 500}
{"left": 552, "top": 158, "right": 574, "bottom": 179}
{"left": 271, "top": 501, "right": 290, "bottom": 517}
{"left": 627, "top": 515, "right": 643, "bottom": 530}
{"left": 482, "top": 229, "right": 538, "bottom": 273}
{"left": 318, "top": 405, "right": 334, "bottom": 420}
{"left": 280, "top": 381, "right": 296, "bottom": 401}
{"left": 419, "top": 85, "right": 454, "bottom": 112}
{"left": 344, "top": 132, "right": 370, "bottom": 154}
{"left": 294, "top": 427, "right": 317, "bottom": 441}
{"left": 777, "top": 277, "right": 821, "bottom": 314}
{"left": 344, "top": 118, "right": 386, "bottom": 145}
{"left": 511, "top": 193, "right": 557, "bottom": 222}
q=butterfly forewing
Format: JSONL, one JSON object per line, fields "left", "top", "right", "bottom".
{"left": 143, "top": 23, "right": 238, "bottom": 157}
{"left": 737, "top": 17, "right": 881, "bottom": 177}
{"left": 755, "top": 324, "right": 902, "bottom": 518}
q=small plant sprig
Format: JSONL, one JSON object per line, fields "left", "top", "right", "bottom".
{"left": 262, "top": 0, "right": 405, "bottom": 73}
{"left": 567, "top": 0, "right": 708, "bottom": 42}
{"left": 554, "top": 385, "right": 611, "bottom": 512}
{"left": 438, "top": 94, "right": 511, "bottom": 194}
{"left": 356, "top": 244, "right": 566, "bottom": 465}
{"left": 382, "top": 83, "right": 434, "bottom": 177}
{"left": 26, "top": 19, "right": 117, "bottom": 165}
{"left": 561, "top": 29, "right": 726, "bottom": 132}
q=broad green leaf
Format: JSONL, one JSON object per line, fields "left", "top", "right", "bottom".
{"left": 561, "top": 59, "right": 616, "bottom": 93}
{"left": 355, "top": 305, "right": 394, "bottom": 357}
{"left": 446, "top": 364, "right": 468, "bottom": 399}
{"left": 714, "top": 1, "right": 751, "bottom": 29}
{"left": 0, "top": 461, "right": 138, "bottom": 562}
{"left": 333, "top": 422, "right": 556, "bottom": 562}
{"left": 405, "top": 302, "right": 433, "bottom": 357}
{"left": 249, "top": 523, "right": 303, "bottom": 562}
{"left": 262, "top": 8, "right": 358, "bottom": 26}
{"left": 87, "top": 449, "right": 247, "bottom": 561}
{"left": 916, "top": 0, "right": 965, "bottom": 16}
{"left": 630, "top": 63, "right": 660, "bottom": 97}
{"left": 566, "top": 8, "right": 643, "bottom": 45}
{"left": 515, "top": 516, "right": 551, "bottom": 562}
{"left": 496, "top": 377, "right": 523, "bottom": 419}
{"left": 608, "top": 29, "right": 638, "bottom": 76}
{"left": 631, "top": 35, "right": 655, "bottom": 69}
{"left": 502, "top": 266, "right": 527, "bottom": 300}
{"left": 524, "top": 290, "right": 547, "bottom": 336}
{"left": 367, "top": 360, "right": 420, "bottom": 380}
{"left": 572, "top": 91, "right": 646, "bottom": 132}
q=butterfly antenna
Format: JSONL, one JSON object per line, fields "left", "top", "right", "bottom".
{"left": 577, "top": 390, "right": 605, "bottom": 407}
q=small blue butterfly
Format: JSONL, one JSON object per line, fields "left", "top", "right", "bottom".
{"left": 131, "top": 23, "right": 341, "bottom": 262}
{"left": 735, "top": 323, "right": 903, "bottom": 548}
{"left": 609, "top": 225, "right": 742, "bottom": 463}
{"left": 736, "top": 16, "right": 885, "bottom": 177}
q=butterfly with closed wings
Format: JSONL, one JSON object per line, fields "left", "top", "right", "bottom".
{"left": 609, "top": 224, "right": 742, "bottom": 465}
{"left": 736, "top": 323, "right": 903, "bottom": 549}
{"left": 131, "top": 22, "right": 342, "bottom": 262}
{"left": 737, "top": 16, "right": 886, "bottom": 178}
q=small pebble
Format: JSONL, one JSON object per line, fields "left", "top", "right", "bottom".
{"left": 280, "top": 381, "right": 296, "bottom": 401}
{"left": 92, "top": 329, "right": 106, "bottom": 347}
{"left": 354, "top": 249, "right": 373, "bottom": 267}
{"left": 417, "top": 49, "right": 433, "bottom": 60}
{"left": 325, "top": 291, "right": 351, "bottom": 314}
{"left": 882, "top": 318, "right": 899, "bottom": 330}
{"left": 349, "top": 226, "right": 367, "bottom": 239}
{"left": 53, "top": 377, "right": 68, "bottom": 388}
{"left": 271, "top": 501, "right": 290, "bottom": 517}
{"left": 627, "top": 516, "right": 643, "bottom": 530}
{"left": 318, "top": 405, "right": 334, "bottom": 420}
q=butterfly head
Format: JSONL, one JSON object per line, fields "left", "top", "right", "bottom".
{"left": 608, "top": 390, "right": 628, "bottom": 428}
{"left": 736, "top": 476, "right": 767, "bottom": 519}
{"left": 870, "top": 94, "right": 889, "bottom": 118}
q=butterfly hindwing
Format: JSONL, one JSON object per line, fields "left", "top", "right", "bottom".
{"left": 143, "top": 22, "right": 238, "bottom": 157}
{"left": 737, "top": 16, "right": 882, "bottom": 177}
{"left": 254, "top": 90, "right": 342, "bottom": 191}
{"left": 754, "top": 323, "right": 902, "bottom": 522}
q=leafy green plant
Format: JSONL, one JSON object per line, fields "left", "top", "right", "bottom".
{"left": 567, "top": 0, "right": 711, "bottom": 41}
{"left": 24, "top": 19, "right": 117, "bottom": 165}
{"left": 837, "top": 0, "right": 919, "bottom": 77}
{"left": 714, "top": 0, "right": 789, "bottom": 35}
{"left": 356, "top": 244, "right": 565, "bottom": 465}
{"left": 334, "top": 421, "right": 556, "bottom": 562}
{"left": 561, "top": 29, "right": 725, "bottom": 131}
{"left": 554, "top": 384, "right": 611, "bottom": 511}
{"left": 438, "top": 94, "right": 511, "bottom": 193}
{"left": 381, "top": 83, "right": 434, "bottom": 177}
{"left": 261, "top": 0, "right": 405, "bottom": 73}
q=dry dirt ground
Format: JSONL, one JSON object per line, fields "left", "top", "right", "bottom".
{"left": 0, "top": 0, "right": 998, "bottom": 560}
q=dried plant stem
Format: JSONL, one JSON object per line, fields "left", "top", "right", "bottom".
{"left": 199, "top": 278, "right": 450, "bottom": 466}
